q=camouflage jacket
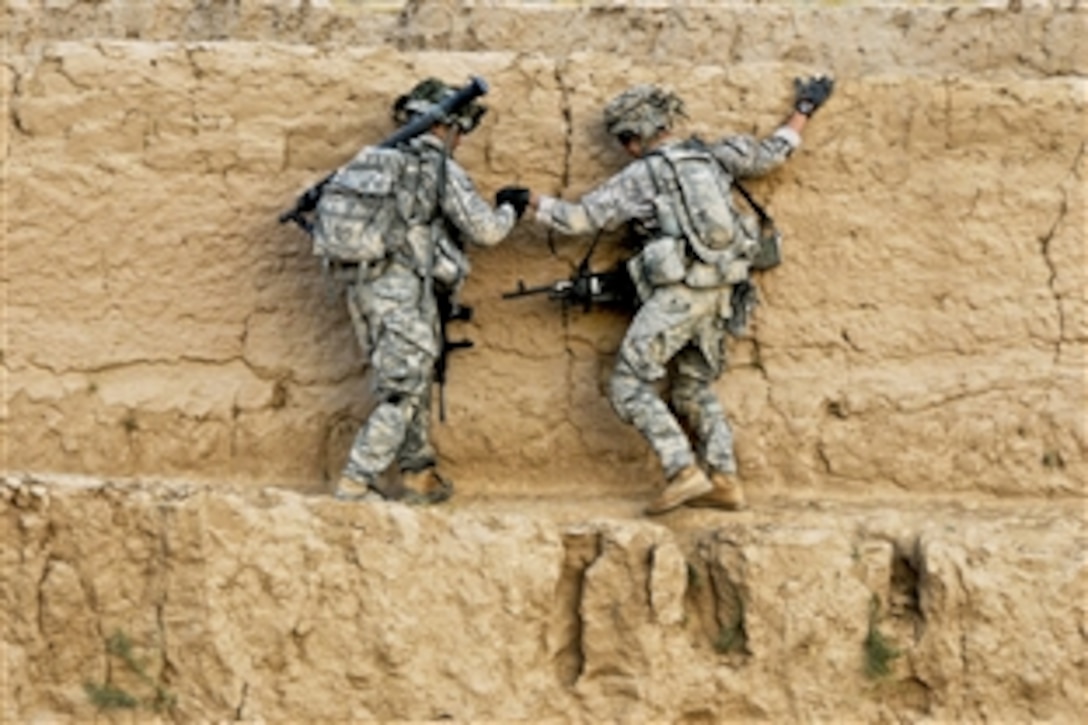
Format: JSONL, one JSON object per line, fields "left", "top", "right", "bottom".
{"left": 534, "top": 126, "right": 799, "bottom": 239}
{"left": 402, "top": 134, "right": 516, "bottom": 291}
{"left": 413, "top": 134, "right": 514, "bottom": 246}
{"left": 535, "top": 126, "right": 799, "bottom": 298}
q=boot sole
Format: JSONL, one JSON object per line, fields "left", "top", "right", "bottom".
{"left": 685, "top": 494, "right": 746, "bottom": 511}
{"left": 645, "top": 478, "right": 714, "bottom": 516}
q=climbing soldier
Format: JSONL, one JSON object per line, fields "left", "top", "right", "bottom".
{"left": 496, "top": 75, "right": 834, "bottom": 514}
{"left": 306, "top": 77, "right": 524, "bottom": 504}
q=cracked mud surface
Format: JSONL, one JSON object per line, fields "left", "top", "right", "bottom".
{"left": 2, "top": 1, "right": 1085, "bottom": 721}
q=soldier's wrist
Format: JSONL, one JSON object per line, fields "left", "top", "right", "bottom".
{"left": 535, "top": 195, "right": 558, "bottom": 223}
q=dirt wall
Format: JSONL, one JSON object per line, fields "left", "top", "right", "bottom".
{"left": 4, "top": 1, "right": 1085, "bottom": 499}
{"left": 1, "top": 2, "right": 1086, "bottom": 721}
{"left": 2, "top": 473, "right": 1084, "bottom": 722}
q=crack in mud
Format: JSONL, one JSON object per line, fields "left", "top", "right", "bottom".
{"left": 234, "top": 681, "right": 248, "bottom": 720}
{"left": 550, "top": 61, "right": 581, "bottom": 418}
{"left": 154, "top": 504, "right": 177, "bottom": 694}
{"left": 554, "top": 528, "right": 602, "bottom": 689}
{"left": 1039, "top": 141, "right": 1083, "bottom": 363}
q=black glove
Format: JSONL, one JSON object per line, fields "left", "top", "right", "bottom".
{"left": 496, "top": 186, "right": 531, "bottom": 220}
{"left": 793, "top": 75, "right": 835, "bottom": 117}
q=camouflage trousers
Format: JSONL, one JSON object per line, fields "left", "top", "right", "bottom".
{"left": 608, "top": 284, "right": 738, "bottom": 479}
{"left": 341, "top": 274, "right": 440, "bottom": 488}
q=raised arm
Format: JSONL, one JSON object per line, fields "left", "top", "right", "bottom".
{"left": 711, "top": 74, "right": 834, "bottom": 180}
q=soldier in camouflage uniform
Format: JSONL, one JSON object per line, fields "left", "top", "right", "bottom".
{"left": 334, "top": 78, "right": 526, "bottom": 504}
{"left": 499, "top": 76, "right": 833, "bottom": 515}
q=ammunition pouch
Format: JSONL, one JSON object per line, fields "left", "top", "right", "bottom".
{"left": 685, "top": 258, "right": 749, "bottom": 288}
{"left": 750, "top": 226, "right": 783, "bottom": 271}
{"left": 627, "top": 236, "right": 688, "bottom": 302}
{"left": 735, "top": 201, "right": 781, "bottom": 272}
{"left": 433, "top": 234, "right": 470, "bottom": 288}
{"left": 633, "top": 236, "right": 687, "bottom": 283}
{"left": 402, "top": 224, "right": 469, "bottom": 289}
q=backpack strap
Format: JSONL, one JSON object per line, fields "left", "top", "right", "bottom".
{"left": 731, "top": 178, "right": 772, "bottom": 227}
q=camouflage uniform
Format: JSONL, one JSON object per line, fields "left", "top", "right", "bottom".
{"left": 533, "top": 85, "right": 800, "bottom": 485}
{"left": 337, "top": 86, "right": 517, "bottom": 500}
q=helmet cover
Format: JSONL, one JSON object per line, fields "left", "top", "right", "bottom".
{"left": 603, "top": 84, "right": 685, "bottom": 142}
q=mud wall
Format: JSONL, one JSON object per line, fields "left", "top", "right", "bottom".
{"left": 2, "top": 473, "right": 1084, "bottom": 722}
{"left": 1, "top": 2, "right": 1086, "bottom": 722}
{"left": 4, "top": 0, "right": 1084, "bottom": 498}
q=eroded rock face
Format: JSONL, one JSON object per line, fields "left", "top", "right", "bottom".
{"left": 2, "top": 1, "right": 1085, "bottom": 720}
{"left": 2, "top": 474, "right": 1084, "bottom": 721}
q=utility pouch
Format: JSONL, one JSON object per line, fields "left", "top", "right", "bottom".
{"left": 685, "top": 261, "right": 727, "bottom": 289}
{"left": 432, "top": 234, "right": 469, "bottom": 288}
{"left": 750, "top": 226, "right": 783, "bottom": 271}
{"left": 314, "top": 192, "right": 389, "bottom": 264}
{"left": 685, "top": 254, "right": 750, "bottom": 288}
{"left": 636, "top": 236, "right": 687, "bottom": 287}
{"left": 731, "top": 181, "right": 782, "bottom": 271}
{"left": 724, "top": 258, "right": 750, "bottom": 284}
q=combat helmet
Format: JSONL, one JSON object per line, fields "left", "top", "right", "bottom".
{"left": 603, "top": 84, "right": 685, "bottom": 143}
{"left": 392, "top": 77, "right": 487, "bottom": 134}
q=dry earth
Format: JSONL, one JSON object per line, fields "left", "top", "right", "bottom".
{"left": 2, "top": 0, "right": 1085, "bottom": 722}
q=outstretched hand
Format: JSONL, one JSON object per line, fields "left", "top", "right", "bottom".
{"left": 793, "top": 75, "right": 835, "bottom": 117}
{"left": 496, "top": 186, "right": 531, "bottom": 220}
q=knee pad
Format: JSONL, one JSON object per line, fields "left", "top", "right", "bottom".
{"left": 373, "top": 390, "right": 423, "bottom": 424}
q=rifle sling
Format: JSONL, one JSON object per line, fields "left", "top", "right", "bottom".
{"left": 731, "top": 179, "right": 772, "bottom": 226}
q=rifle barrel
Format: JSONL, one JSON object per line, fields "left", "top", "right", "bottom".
{"left": 501, "top": 280, "right": 557, "bottom": 299}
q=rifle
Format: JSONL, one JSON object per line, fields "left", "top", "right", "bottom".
{"left": 502, "top": 263, "right": 634, "bottom": 312}
{"left": 502, "top": 233, "right": 636, "bottom": 313}
{"left": 278, "top": 76, "right": 490, "bottom": 235}
{"left": 435, "top": 294, "right": 474, "bottom": 422}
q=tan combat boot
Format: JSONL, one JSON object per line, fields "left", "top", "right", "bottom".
{"left": 645, "top": 464, "right": 713, "bottom": 516}
{"left": 687, "top": 471, "right": 747, "bottom": 511}
{"left": 334, "top": 475, "right": 384, "bottom": 503}
{"left": 401, "top": 467, "right": 454, "bottom": 505}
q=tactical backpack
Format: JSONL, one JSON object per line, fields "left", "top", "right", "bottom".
{"left": 312, "top": 146, "right": 423, "bottom": 265}
{"left": 647, "top": 140, "right": 782, "bottom": 273}
{"left": 647, "top": 144, "right": 739, "bottom": 256}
